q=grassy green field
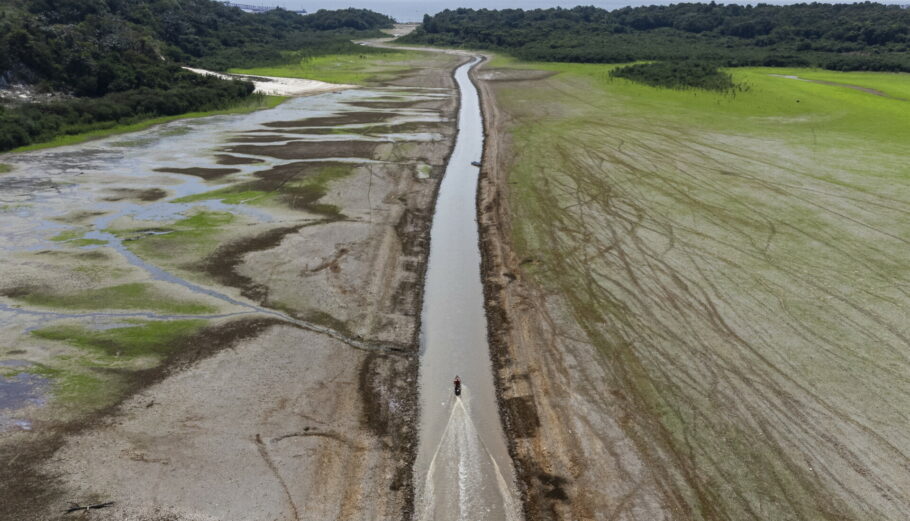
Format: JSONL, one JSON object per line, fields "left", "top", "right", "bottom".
{"left": 491, "top": 57, "right": 910, "bottom": 519}
{"left": 8, "top": 95, "right": 285, "bottom": 153}
{"left": 230, "top": 51, "right": 421, "bottom": 85}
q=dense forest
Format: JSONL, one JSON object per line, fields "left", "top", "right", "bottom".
{"left": 0, "top": 1, "right": 394, "bottom": 152}
{"left": 403, "top": 3, "right": 910, "bottom": 89}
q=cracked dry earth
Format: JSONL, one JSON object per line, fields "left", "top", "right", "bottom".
{"left": 0, "top": 50, "right": 465, "bottom": 521}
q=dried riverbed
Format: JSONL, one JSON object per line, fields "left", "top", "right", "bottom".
{"left": 0, "top": 51, "right": 465, "bottom": 520}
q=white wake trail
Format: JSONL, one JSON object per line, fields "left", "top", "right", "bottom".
{"left": 417, "top": 394, "right": 521, "bottom": 521}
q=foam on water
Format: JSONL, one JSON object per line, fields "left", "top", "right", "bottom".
{"left": 418, "top": 396, "right": 521, "bottom": 521}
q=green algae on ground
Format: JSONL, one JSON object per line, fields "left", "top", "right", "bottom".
{"left": 33, "top": 320, "right": 207, "bottom": 359}
{"left": 25, "top": 363, "right": 116, "bottom": 410}
{"left": 69, "top": 238, "right": 108, "bottom": 247}
{"left": 50, "top": 229, "right": 83, "bottom": 242}
{"left": 50, "top": 229, "right": 108, "bottom": 246}
{"left": 11, "top": 282, "right": 217, "bottom": 314}
{"left": 26, "top": 319, "right": 206, "bottom": 410}
{"left": 0, "top": 163, "right": 11, "bottom": 174}
{"left": 116, "top": 210, "right": 236, "bottom": 261}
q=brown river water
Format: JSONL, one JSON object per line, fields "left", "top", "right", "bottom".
{"left": 414, "top": 57, "right": 521, "bottom": 521}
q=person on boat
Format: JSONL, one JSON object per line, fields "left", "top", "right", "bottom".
{"left": 454, "top": 375, "right": 462, "bottom": 395}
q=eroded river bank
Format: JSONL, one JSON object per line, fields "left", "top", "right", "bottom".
{"left": 1, "top": 51, "right": 465, "bottom": 520}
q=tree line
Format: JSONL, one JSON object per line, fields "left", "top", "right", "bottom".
{"left": 0, "top": 1, "right": 394, "bottom": 151}
{"left": 402, "top": 3, "right": 910, "bottom": 89}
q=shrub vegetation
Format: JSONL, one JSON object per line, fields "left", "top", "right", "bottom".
{"left": 0, "top": 1, "right": 394, "bottom": 151}
{"left": 403, "top": 4, "right": 910, "bottom": 89}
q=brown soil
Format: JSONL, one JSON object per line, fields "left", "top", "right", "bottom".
{"left": 244, "top": 121, "right": 437, "bottom": 136}
{"left": 211, "top": 161, "right": 353, "bottom": 215}
{"left": 198, "top": 225, "right": 307, "bottom": 304}
{"left": 102, "top": 188, "right": 168, "bottom": 202}
{"left": 344, "top": 100, "right": 420, "bottom": 110}
{"left": 213, "top": 154, "right": 265, "bottom": 165}
{"left": 226, "top": 134, "right": 300, "bottom": 143}
{"left": 223, "top": 140, "right": 381, "bottom": 161}
{"left": 473, "top": 58, "right": 583, "bottom": 521}
{"left": 52, "top": 210, "right": 107, "bottom": 223}
{"left": 153, "top": 167, "right": 240, "bottom": 180}
{"left": 263, "top": 112, "right": 388, "bottom": 129}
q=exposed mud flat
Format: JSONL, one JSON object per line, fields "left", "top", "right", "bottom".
{"left": 213, "top": 154, "right": 264, "bottom": 165}
{"left": 264, "top": 111, "right": 390, "bottom": 128}
{"left": 475, "top": 61, "right": 910, "bottom": 521}
{"left": 153, "top": 166, "right": 241, "bottom": 180}
{"left": 223, "top": 139, "right": 383, "bottom": 160}
{"left": 0, "top": 50, "right": 467, "bottom": 520}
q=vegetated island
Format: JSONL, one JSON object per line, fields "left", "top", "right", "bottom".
{"left": 0, "top": 1, "right": 396, "bottom": 152}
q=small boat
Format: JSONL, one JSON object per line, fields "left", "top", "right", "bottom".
{"left": 471, "top": 161, "right": 482, "bottom": 167}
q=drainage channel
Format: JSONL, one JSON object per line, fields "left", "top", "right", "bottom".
{"left": 413, "top": 57, "right": 521, "bottom": 521}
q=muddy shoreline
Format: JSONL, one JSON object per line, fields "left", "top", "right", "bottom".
{"left": 1, "top": 50, "right": 467, "bottom": 521}
{"left": 471, "top": 57, "right": 533, "bottom": 519}
{"left": 472, "top": 58, "right": 567, "bottom": 520}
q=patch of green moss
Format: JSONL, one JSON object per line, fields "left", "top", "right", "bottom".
{"left": 177, "top": 211, "right": 235, "bottom": 229}
{"left": 50, "top": 229, "right": 84, "bottom": 242}
{"left": 15, "top": 282, "right": 217, "bottom": 314}
{"left": 115, "top": 210, "right": 236, "bottom": 260}
{"left": 70, "top": 238, "right": 108, "bottom": 246}
{"left": 0, "top": 163, "right": 12, "bottom": 174}
{"left": 32, "top": 319, "right": 206, "bottom": 359}
{"left": 26, "top": 363, "right": 115, "bottom": 409}
{"left": 50, "top": 228, "right": 108, "bottom": 246}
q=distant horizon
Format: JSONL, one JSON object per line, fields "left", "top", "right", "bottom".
{"left": 232, "top": 0, "right": 909, "bottom": 22}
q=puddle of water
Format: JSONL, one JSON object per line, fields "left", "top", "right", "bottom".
{"left": 0, "top": 359, "right": 32, "bottom": 367}
{"left": 0, "top": 370, "right": 47, "bottom": 431}
{"left": 0, "top": 372, "right": 48, "bottom": 411}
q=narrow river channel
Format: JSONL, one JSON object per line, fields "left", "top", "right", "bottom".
{"left": 414, "top": 57, "right": 521, "bottom": 521}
